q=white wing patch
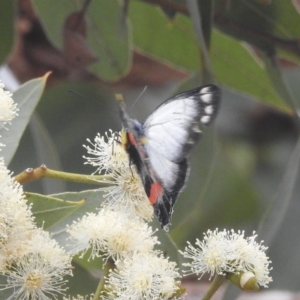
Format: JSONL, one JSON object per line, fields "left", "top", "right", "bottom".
{"left": 143, "top": 85, "right": 220, "bottom": 163}
{"left": 143, "top": 98, "right": 200, "bottom": 162}
{"left": 200, "top": 93, "right": 213, "bottom": 103}
{"left": 145, "top": 143, "right": 183, "bottom": 190}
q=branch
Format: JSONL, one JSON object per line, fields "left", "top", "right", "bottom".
{"left": 14, "top": 165, "right": 113, "bottom": 186}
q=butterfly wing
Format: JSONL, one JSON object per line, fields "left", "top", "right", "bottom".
{"left": 142, "top": 85, "right": 220, "bottom": 228}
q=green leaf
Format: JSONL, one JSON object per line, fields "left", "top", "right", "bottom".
{"left": 214, "top": 1, "right": 300, "bottom": 64}
{"left": 211, "top": 30, "right": 286, "bottom": 111}
{"left": 72, "top": 250, "right": 104, "bottom": 272}
{"left": 274, "top": 1, "right": 300, "bottom": 37}
{"left": 0, "top": 74, "right": 49, "bottom": 164}
{"left": 283, "top": 67, "right": 300, "bottom": 110}
{"left": 129, "top": 2, "right": 288, "bottom": 111}
{"left": 86, "top": 0, "right": 131, "bottom": 80}
{"left": 32, "top": 0, "right": 131, "bottom": 80}
{"left": 214, "top": 0, "right": 276, "bottom": 52}
{"left": 262, "top": 53, "right": 297, "bottom": 111}
{"left": 26, "top": 192, "right": 85, "bottom": 229}
{"left": 31, "top": 0, "right": 76, "bottom": 48}
{"left": 129, "top": 1, "right": 200, "bottom": 72}
{"left": 67, "top": 261, "right": 99, "bottom": 296}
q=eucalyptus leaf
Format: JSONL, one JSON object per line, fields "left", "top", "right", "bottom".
{"left": 73, "top": 250, "right": 104, "bottom": 272}
{"left": 32, "top": 0, "right": 131, "bottom": 81}
{"left": 67, "top": 261, "right": 99, "bottom": 296}
{"left": 31, "top": 0, "right": 78, "bottom": 49}
{"left": 211, "top": 30, "right": 286, "bottom": 111}
{"left": 129, "top": 2, "right": 288, "bottom": 110}
{"left": 1, "top": 74, "right": 49, "bottom": 164}
{"left": 26, "top": 192, "right": 85, "bottom": 229}
{"left": 214, "top": 1, "right": 300, "bottom": 50}
{"left": 86, "top": 0, "right": 131, "bottom": 80}
{"left": 282, "top": 67, "right": 300, "bottom": 114}
{"left": 262, "top": 53, "right": 297, "bottom": 112}
{"left": 129, "top": 1, "right": 199, "bottom": 72}
{"left": 27, "top": 114, "right": 66, "bottom": 194}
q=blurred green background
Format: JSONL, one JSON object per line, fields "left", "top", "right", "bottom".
{"left": 1, "top": 0, "right": 300, "bottom": 298}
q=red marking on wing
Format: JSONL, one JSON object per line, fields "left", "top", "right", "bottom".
{"left": 128, "top": 132, "right": 136, "bottom": 145}
{"left": 149, "top": 181, "right": 163, "bottom": 204}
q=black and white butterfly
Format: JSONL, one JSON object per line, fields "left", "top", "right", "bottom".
{"left": 118, "top": 85, "right": 221, "bottom": 230}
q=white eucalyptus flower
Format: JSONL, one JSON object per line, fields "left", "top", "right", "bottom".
{"left": 228, "top": 230, "right": 272, "bottom": 287}
{"left": 67, "top": 209, "right": 158, "bottom": 261}
{"left": 0, "top": 158, "right": 35, "bottom": 269}
{"left": 180, "top": 229, "right": 235, "bottom": 279}
{"left": 0, "top": 81, "right": 18, "bottom": 126}
{"left": 3, "top": 252, "right": 71, "bottom": 300}
{"left": 26, "top": 229, "right": 72, "bottom": 270}
{"left": 180, "top": 229, "right": 272, "bottom": 288}
{"left": 104, "top": 252, "right": 181, "bottom": 300}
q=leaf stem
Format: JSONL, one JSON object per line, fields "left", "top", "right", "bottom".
{"left": 14, "top": 165, "right": 113, "bottom": 186}
{"left": 93, "top": 258, "right": 115, "bottom": 300}
{"left": 201, "top": 275, "right": 226, "bottom": 300}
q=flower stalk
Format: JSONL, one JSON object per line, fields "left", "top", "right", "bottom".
{"left": 201, "top": 274, "right": 226, "bottom": 300}
{"left": 14, "top": 165, "right": 113, "bottom": 186}
{"left": 93, "top": 258, "right": 115, "bottom": 300}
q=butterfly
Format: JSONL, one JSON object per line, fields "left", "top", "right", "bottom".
{"left": 117, "top": 85, "right": 221, "bottom": 230}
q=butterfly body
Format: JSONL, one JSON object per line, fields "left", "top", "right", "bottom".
{"left": 118, "top": 85, "right": 221, "bottom": 230}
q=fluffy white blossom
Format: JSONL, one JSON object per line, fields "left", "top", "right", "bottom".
{"left": 2, "top": 228, "right": 72, "bottom": 300}
{"left": 83, "top": 131, "right": 153, "bottom": 221}
{"left": 67, "top": 209, "right": 158, "bottom": 261}
{"left": 0, "top": 159, "right": 72, "bottom": 299}
{"left": 180, "top": 229, "right": 272, "bottom": 288}
{"left": 227, "top": 230, "right": 272, "bottom": 287}
{"left": 3, "top": 252, "right": 71, "bottom": 300}
{"left": 26, "top": 229, "right": 72, "bottom": 270}
{"left": 0, "top": 158, "right": 35, "bottom": 269}
{"left": 104, "top": 252, "right": 181, "bottom": 300}
{"left": 180, "top": 229, "right": 236, "bottom": 279}
{"left": 0, "top": 81, "right": 74, "bottom": 300}
{"left": 0, "top": 81, "right": 18, "bottom": 126}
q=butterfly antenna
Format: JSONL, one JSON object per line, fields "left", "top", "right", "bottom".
{"left": 69, "top": 90, "right": 102, "bottom": 107}
{"left": 130, "top": 86, "right": 148, "bottom": 110}
{"left": 70, "top": 90, "right": 120, "bottom": 116}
